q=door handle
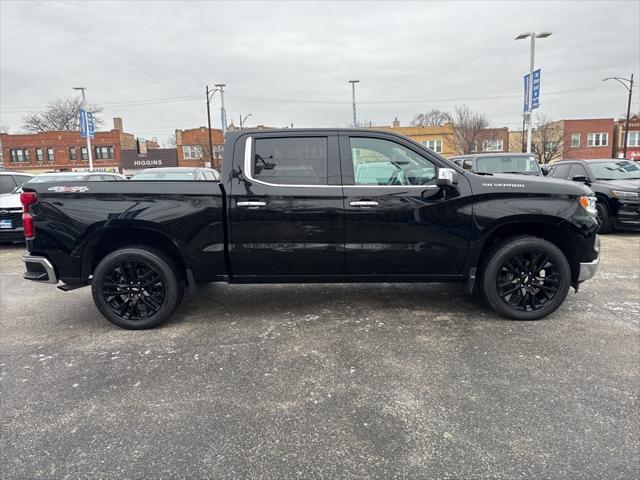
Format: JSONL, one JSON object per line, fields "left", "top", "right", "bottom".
{"left": 350, "top": 201, "right": 379, "bottom": 207}
{"left": 237, "top": 201, "right": 266, "bottom": 208}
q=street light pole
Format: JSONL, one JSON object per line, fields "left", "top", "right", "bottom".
{"left": 206, "top": 85, "right": 215, "bottom": 168}
{"left": 604, "top": 74, "right": 634, "bottom": 158}
{"left": 73, "top": 87, "right": 93, "bottom": 171}
{"left": 215, "top": 84, "right": 227, "bottom": 135}
{"left": 349, "top": 80, "right": 359, "bottom": 127}
{"left": 516, "top": 32, "right": 552, "bottom": 154}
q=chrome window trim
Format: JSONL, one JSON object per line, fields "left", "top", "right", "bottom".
{"left": 244, "top": 136, "right": 441, "bottom": 189}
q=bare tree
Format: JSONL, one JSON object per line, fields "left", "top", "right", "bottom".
{"left": 531, "top": 114, "right": 564, "bottom": 164}
{"left": 22, "top": 97, "right": 103, "bottom": 133}
{"left": 165, "top": 132, "right": 177, "bottom": 147}
{"left": 450, "top": 105, "right": 489, "bottom": 154}
{"left": 0, "top": 125, "right": 9, "bottom": 133}
{"left": 411, "top": 109, "right": 452, "bottom": 127}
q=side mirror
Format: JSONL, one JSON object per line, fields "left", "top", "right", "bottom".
{"left": 437, "top": 167, "right": 459, "bottom": 187}
{"left": 572, "top": 175, "right": 591, "bottom": 185}
{"left": 540, "top": 165, "right": 550, "bottom": 176}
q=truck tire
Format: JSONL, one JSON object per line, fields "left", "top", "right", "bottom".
{"left": 481, "top": 236, "right": 571, "bottom": 320}
{"left": 91, "top": 246, "right": 184, "bottom": 329}
{"left": 596, "top": 201, "right": 613, "bottom": 234}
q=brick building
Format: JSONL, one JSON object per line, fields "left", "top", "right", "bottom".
{"left": 120, "top": 148, "right": 178, "bottom": 176}
{"left": 0, "top": 117, "right": 136, "bottom": 173}
{"left": 175, "top": 127, "right": 224, "bottom": 169}
{"left": 561, "top": 118, "right": 615, "bottom": 159}
{"left": 613, "top": 114, "right": 640, "bottom": 160}
{"left": 370, "top": 118, "right": 457, "bottom": 156}
{"left": 474, "top": 127, "right": 510, "bottom": 153}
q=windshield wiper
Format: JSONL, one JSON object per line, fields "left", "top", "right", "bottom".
{"left": 475, "top": 172, "right": 493, "bottom": 176}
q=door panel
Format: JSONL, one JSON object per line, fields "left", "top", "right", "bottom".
{"left": 341, "top": 133, "right": 472, "bottom": 276}
{"left": 229, "top": 134, "right": 345, "bottom": 277}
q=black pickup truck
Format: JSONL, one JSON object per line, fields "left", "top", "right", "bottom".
{"left": 20, "top": 129, "right": 600, "bottom": 328}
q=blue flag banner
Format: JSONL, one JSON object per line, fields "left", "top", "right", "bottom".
{"left": 531, "top": 69, "right": 541, "bottom": 110}
{"left": 79, "top": 109, "right": 87, "bottom": 138}
{"left": 523, "top": 74, "right": 530, "bottom": 113}
{"left": 86, "top": 111, "right": 95, "bottom": 139}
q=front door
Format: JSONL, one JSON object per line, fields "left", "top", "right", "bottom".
{"left": 229, "top": 133, "right": 344, "bottom": 278}
{"left": 340, "top": 133, "right": 472, "bottom": 277}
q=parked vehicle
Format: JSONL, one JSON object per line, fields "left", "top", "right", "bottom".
{"left": 0, "top": 187, "right": 26, "bottom": 244}
{"left": 131, "top": 167, "right": 220, "bottom": 181}
{"left": 21, "top": 129, "right": 600, "bottom": 328}
{"left": 547, "top": 159, "right": 640, "bottom": 233}
{"left": 449, "top": 153, "right": 543, "bottom": 176}
{"left": 0, "top": 171, "right": 34, "bottom": 194}
{"left": 27, "top": 171, "right": 127, "bottom": 183}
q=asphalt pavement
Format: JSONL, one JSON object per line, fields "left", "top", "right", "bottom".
{"left": 1, "top": 235, "right": 638, "bottom": 479}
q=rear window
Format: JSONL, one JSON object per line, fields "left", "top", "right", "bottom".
{"left": 253, "top": 137, "right": 327, "bottom": 185}
{"left": 132, "top": 172, "right": 196, "bottom": 180}
{"left": 28, "top": 174, "right": 90, "bottom": 183}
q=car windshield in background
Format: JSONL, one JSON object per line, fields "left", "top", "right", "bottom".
{"left": 475, "top": 155, "right": 541, "bottom": 175}
{"left": 131, "top": 172, "right": 196, "bottom": 180}
{"left": 589, "top": 161, "right": 640, "bottom": 180}
{"left": 27, "top": 174, "right": 90, "bottom": 183}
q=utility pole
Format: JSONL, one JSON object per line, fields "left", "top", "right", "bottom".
{"left": 516, "top": 32, "right": 552, "bottom": 153}
{"left": 215, "top": 84, "right": 227, "bottom": 135}
{"left": 349, "top": 80, "right": 359, "bottom": 127}
{"left": 72, "top": 87, "right": 93, "bottom": 171}
{"left": 206, "top": 85, "right": 215, "bottom": 168}
{"left": 604, "top": 74, "right": 634, "bottom": 158}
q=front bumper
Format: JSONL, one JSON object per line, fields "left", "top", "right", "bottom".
{"left": 22, "top": 253, "right": 58, "bottom": 284}
{"left": 578, "top": 235, "right": 600, "bottom": 282}
{"left": 0, "top": 229, "right": 25, "bottom": 242}
{"left": 613, "top": 202, "right": 640, "bottom": 231}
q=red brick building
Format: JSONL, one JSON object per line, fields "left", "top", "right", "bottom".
{"left": 175, "top": 127, "right": 224, "bottom": 169}
{"left": 474, "top": 127, "right": 510, "bottom": 153}
{"left": 561, "top": 118, "right": 615, "bottom": 160}
{"left": 0, "top": 118, "right": 136, "bottom": 173}
{"left": 613, "top": 114, "right": 640, "bottom": 161}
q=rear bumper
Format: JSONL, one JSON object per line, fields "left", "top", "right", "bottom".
{"left": 578, "top": 235, "right": 600, "bottom": 282}
{"left": 22, "top": 253, "right": 58, "bottom": 284}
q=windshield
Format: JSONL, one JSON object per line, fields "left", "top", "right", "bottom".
{"left": 132, "top": 171, "right": 196, "bottom": 180}
{"left": 27, "top": 174, "right": 89, "bottom": 183}
{"left": 589, "top": 161, "right": 640, "bottom": 180}
{"left": 475, "top": 155, "right": 541, "bottom": 175}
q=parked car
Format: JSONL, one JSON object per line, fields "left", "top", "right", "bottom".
{"left": 131, "top": 167, "right": 220, "bottom": 181}
{"left": 0, "top": 186, "right": 26, "bottom": 244}
{"left": 27, "top": 171, "right": 127, "bottom": 183}
{"left": 449, "top": 153, "right": 543, "bottom": 176}
{"left": 20, "top": 129, "right": 599, "bottom": 328}
{"left": 547, "top": 159, "right": 640, "bottom": 233}
{"left": 0, "top": 171, "right": 34, "bottom": 194}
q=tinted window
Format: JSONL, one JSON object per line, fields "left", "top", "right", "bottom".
{"left": 350, "top": 137, "right": 436, "bottom": 186}
{"left": 569, "top": 164, "right": 588, "bottom": 180}
{"left": 550, "top": 164, "right": 571, "bottom": 179}
{"left": 475, "top": 155, "right": 540, "bottom": 175}
{"left": 254, "top": 137, "right": 327, "bottom": 185}
{"left": 132, "top": 171, "right": 196, "bottom": 180}
{"left": 0, "top": 176, "right": 16, "bottom": 194}
{"left": 13, "top": 175, "right": 32, "bottom": 186}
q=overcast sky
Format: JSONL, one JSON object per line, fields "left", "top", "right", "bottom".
{"left": 1, "top": 0, "right": 639, "bottom": 143}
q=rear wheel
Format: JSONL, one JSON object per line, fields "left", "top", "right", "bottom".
{"left": 91, "top": 247, "right": 184, "bottom": 329}
{"left": 481, "top": 236, "right": 571, "bottom": 320}
{"left": 596, "top": 201, "right": 613, "bottom": 234}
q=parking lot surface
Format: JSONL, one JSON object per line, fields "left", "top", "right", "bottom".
{"left": 1, "top": 234, "right": 639, "bottom": 479}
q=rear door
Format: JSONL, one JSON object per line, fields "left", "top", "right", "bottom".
{"left": 340, "top": 133, "right": 472, "bottom": 277}
{"left": 229, "top": 132, "right": 344, "bottom": 278}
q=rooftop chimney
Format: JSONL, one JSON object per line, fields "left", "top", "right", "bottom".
{"left": 113, "top": 117, "right": 123, "bottom": 131}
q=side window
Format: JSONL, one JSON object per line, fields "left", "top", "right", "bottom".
{"left": 569, "top": 164, "right": 588, "bottom": 180}
{"left": 254, "top": 137, "right": 327, "bottom": 185}
{"left": 13, "top": 175, "right": 32, "bottom": 187}
{"left": 87, "top": 175, "right": 103, "bottom": 182}
{"left": 0, "top": 176, "right": 17, "bottom": 194}
{"left": 550, "top": 164, "right": 571, "bottom": 179}
{"left": 350, "top": 137, "right": 436, "bottom": 186}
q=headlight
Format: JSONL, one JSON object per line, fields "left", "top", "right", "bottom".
{"left": 611, "top": 190, "right": 639, "bottom": 200}
{"left": 579, "top": 195, "right": 597, "bottom": 215}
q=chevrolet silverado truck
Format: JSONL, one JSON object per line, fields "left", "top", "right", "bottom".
{"left": 20, "top": 129, "right": 600, "bottom": 328}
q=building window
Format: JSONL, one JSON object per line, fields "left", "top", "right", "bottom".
{"left": 9, "top": 149, "right": 30, "bottom": 163}
{"left": 421, "top": 139, "right": 443, "bottom": 153}
{"left": 94, "top": 146, "right": 115, "bottom": 159}
{"left": 47, "top": 148, "right": 55, "bottom": 162}
{"left": 482, "top": 139, "right": 504, "bottom": 152}
{"left": 183, "top": 145, "right": 203, "bottom": 160}
{"left": 36, "top": 148, "right": 44, "bottom": 162}
{"left": 587, "top": 133, "right": 608, "bottom": 147}
{"left": 69, "top": 147, "right": 77, "bottom": 160}
{"left": 626, "top": 131, "right": 640, "bottom": 147}
{"left": 81, "top": 147, "right": 88, "bottom": 160}
{"left": 571, "top": 133, "right": 580, "bottom": 148}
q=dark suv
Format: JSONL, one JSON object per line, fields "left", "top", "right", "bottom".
{"left": 547, "top": 159, "right": 640, "bottom": 233}
{"left": 449, "top": 153, "right": 543, "bottom": 176}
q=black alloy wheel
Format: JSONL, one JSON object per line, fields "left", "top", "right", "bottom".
{"left": 92, "top": 247, "right": 184, "bottom": 329}
{"left": 481, "top": 236, "right": 571, "bottom": 320}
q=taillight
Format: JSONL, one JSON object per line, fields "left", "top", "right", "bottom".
{"left": 20, "top": 191, "right": 38, "bottom": 239}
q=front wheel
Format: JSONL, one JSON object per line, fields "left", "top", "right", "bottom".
{"left": 481, "top": 236, "right": 571, "bottom": 320}
{"left": 596, "top": 202, "right": 613, "bottom": 234}
{"left": 91, "top": 247, "right": 184, "bottom": 329}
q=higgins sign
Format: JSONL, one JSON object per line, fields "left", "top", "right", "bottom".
{"left": 120, "top": 149, "right": 178, "bottom": 172}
